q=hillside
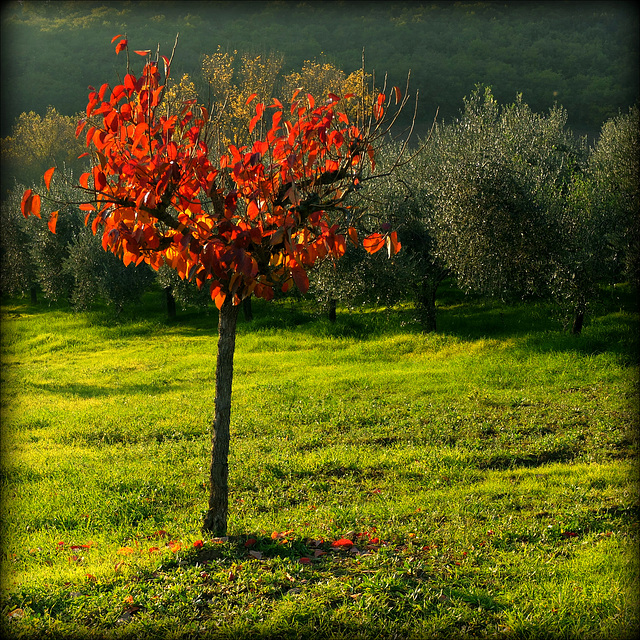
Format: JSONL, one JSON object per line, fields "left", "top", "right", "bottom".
{"left": 1, "top": 0, "right": 638, "bottom": 140}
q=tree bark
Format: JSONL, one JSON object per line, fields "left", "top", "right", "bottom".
{"left": 328, "top": 298, "right": 337, "bottom": 323}
{"left": 418, "top": 278, "right": 439, "bottom": 333}
{"left": 571, "top": 309, "right": 585, "bottom": 335}
{"left": 165, "top": 286, "right": 176, "bottom": 320}
{"left": 203, "top": 295, "right": 240, "bottom": 535}
{"left": 30, "top": 285, "right": 38, "bottom": 305}
{"left": 242, "top": 295, "right": 253, "bottom": 322}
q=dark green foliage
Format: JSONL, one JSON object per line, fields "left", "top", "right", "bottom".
{"left": 420, "top": 86, "right": 586, "bottom": 302}
{"left": 155, "top": 264, "right": 212, "bottom": 313}
{"left": 0, "top": 188, "right": 38, "bottom": 300}
{"left": 61, "top": 224, "right": 156, "bottom": 314}
{"left": 0, "top": 174, "right": 154, "bottom": 313}
{"left": 587, "top": 105, "right": 640, "bottom": 290}
{"left": 1, "top": 0, "right": 637, "bottom": 140}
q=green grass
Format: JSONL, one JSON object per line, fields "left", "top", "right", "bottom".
{"left": 1, "top": 286, "right": 638, "bottom": 639}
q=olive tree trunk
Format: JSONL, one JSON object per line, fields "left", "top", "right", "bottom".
{"left": 165, "top": 286, "right": 176, "bottom": 320}
{"left": 203, "top": 295, "right": 241, "bottom": 535}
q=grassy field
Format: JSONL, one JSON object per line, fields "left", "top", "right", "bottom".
{"left": 1, "top": 285, "right": 638, "bottom": 639}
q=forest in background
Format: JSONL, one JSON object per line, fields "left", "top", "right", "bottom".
{"left": 1, "top": 0, "right": 638, "bottom": 141}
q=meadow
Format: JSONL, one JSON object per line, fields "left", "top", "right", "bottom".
{"left": 1, "top": 285, "right": 638, "bottom": 639}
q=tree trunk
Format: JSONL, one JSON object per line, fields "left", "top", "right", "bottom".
{"left": 571, "top": 309, "right": 585, "bottom": 335}
{"left": 203, "top": 296, "right": 240, "bottom": 535}
{"left": 328, "top": 298, "right": 337, "bottom": 323}
{"left": 242, "top": 295, "right": 253, "bottom": 322}
{"left": 30, "top": 285, "right": 38, "bottom": 305}
{"left": 165, "top": 286, "right": 176, "bottom": 320}
{"left": 418, "top": 279, "right": 438, "bottom": 333}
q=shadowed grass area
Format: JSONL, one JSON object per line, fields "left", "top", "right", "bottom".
{"left": 1, "top": 285, "right": 638, "bottom": 639}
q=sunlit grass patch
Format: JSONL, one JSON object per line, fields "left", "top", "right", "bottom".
{"left": 1, "top": 291, "right": 638, "bottom": 639}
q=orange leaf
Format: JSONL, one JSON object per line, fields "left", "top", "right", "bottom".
{"left": 20, "top": 189, "right": 32, "bottom": 217}
{"left": 117, "top": 546, "right": 134, "bottom": 555}
{"left": 386, "top": 231, "right": 402, "bottom": 257}
{"left": 115, "top": 39, "right": 127, "bottom": 55}
{"left": 362, "top": 233, "right": 385, "bottom": 254}
{"left": 247, "top": 200, "right": 259, "bottom": 220}
{"left": 245, "top": 93, "right": 258, "bottom": 106}
{"left": 394, "top": 86, "right": 402, "bottom": 104}
{"left": 348, "top": 227, "right": 358, "bottom": 247}
{"left": 30, "top": 193, "right": 41, "bottom": 218}
{"left": 48, "top": 211, "right": 59, "bottom": 234}
{"left": 111, "top": 34, "right": 124, "bottom": 43}
{"left": 43, "top": 167, "right": 56, "bottom": 190}
{"left": 134, "top": 50, "right": 150, "bottom": 56}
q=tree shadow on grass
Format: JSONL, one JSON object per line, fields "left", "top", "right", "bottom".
{"left": 26, "top": 379, "right": 181, "bottom": 398}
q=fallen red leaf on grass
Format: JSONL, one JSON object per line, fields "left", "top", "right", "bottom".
{"left": 331, "top": 538, "right": 354, "bottom": 548}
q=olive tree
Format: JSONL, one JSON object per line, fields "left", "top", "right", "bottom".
{"left": 413, "top": 86, "right": 614, "bottom": 333}
{"left": 588, "top": 105, "right": 639, "bottom": 291}
{"left": 421, "top": 86, "right": 585, "bottom": 302}
{"left": 1, "top": 172, "right": 154, "bottom": 312}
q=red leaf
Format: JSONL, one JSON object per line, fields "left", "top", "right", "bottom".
{"left": 291, "top": 267, "right": 309, "bottom": 294}
{"left": 248, "top": 114, "right": 260, "bottom": 134}
{"left": 48, "top": 211, "right": 59, "bottom": 234}
{"left": 348, "top": 227, "right": 358, "bottom": 247}
{"left": 94, "top": 169, "right": 107, "bottom": 192}
{"left": 75, "top": 120, "right": 86, "bottom": 138}
{"left": 124, "top": 74, "right": 137, "bottom": 93}
{"left": 115, "top": 39, "right": 127, "bottom": 55}
{"left": 134, "top": 50, "right": 150, "bottom": 56}
{"left": 393, "top": 86, "right": 402, "bottom": 104}
{"left": 245, "top": 93, "right": 258, "bottom": 106}
{"left": 331, "top": 538, "right": 354, "bottom": 548}
{"left": 111, "top": 34, "right": 124, "bottom": 43}
{"left": 20, "top": 189, "right": 32, "bottom": 217}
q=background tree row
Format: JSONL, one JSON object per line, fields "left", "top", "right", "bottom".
{"left": 3, "top": 85, "right": 637, "bottom": 335}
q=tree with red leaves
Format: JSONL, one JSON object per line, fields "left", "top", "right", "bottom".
{"left": 22, "top": 35, "right": 412, "bottom": 535}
